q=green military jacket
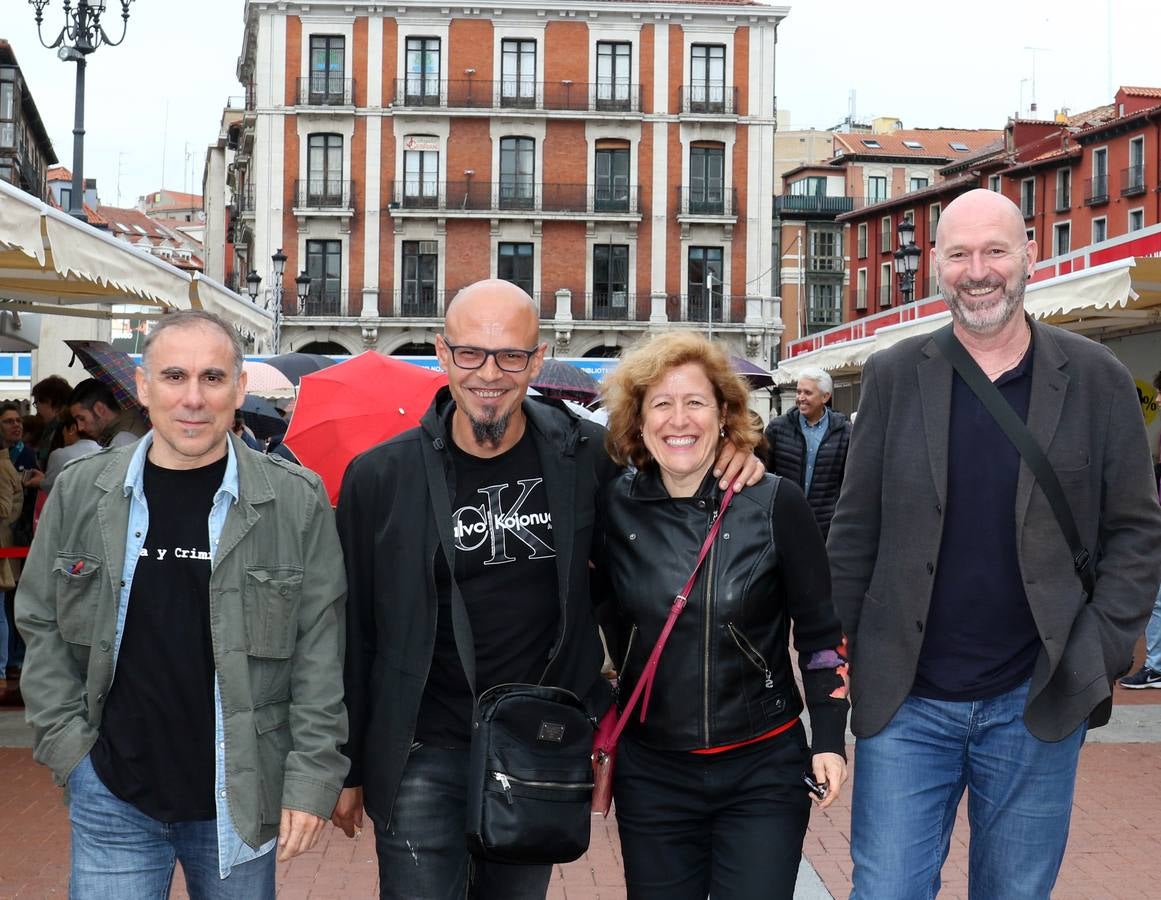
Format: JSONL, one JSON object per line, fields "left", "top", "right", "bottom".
{"left": 16, "top": 432, "right": 348, "bottom": 848}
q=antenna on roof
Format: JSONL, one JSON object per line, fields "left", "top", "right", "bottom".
{"left": 1023, "top": 46, "right": 1050, "bottom": 116}
{"left": 848, "top": 89, "right": 856, "bottom": 127}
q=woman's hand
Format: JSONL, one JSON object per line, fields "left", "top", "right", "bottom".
{"left": 809, "top": 752, "right": 847, "bottom": 810}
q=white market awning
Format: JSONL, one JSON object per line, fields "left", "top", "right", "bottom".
{"left": 774, "top": 256, "right": 1154, "bottom": 384}
{"left": 0, "top": 180, "right": 272, "bottom": 341}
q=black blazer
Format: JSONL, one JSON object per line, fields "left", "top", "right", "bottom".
{"left": 827, "top": 318, "right": 1161, "bottom": 741}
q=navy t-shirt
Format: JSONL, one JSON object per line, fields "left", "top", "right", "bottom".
{"left": 912, "top": 341, "right": 1041, "bottom": 701}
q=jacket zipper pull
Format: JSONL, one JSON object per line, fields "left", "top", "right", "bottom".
{"left": 493, "top": 772, "right": 514, "bottom": 805}
{"left": 764, "top": 670, "right": 774, "bottom": 689}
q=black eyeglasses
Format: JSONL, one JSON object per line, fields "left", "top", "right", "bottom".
{"left": 441, "top": 339, "right": 541, "bottom": 373}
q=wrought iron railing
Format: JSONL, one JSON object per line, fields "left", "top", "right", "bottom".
{"left": 296, "top": 77, "right": 356, "bottom": 107}
{"left": 293, "top": 179, "right": 356, "bottom": 210}
{"left": 675, "top": 186, "right": 738, "bottom": 216}
{"left": 389, "top": 182, "right": 641, "bottom": 215}
{"left": 392, "top": 79, "right": 644, "bottom": 113}
{"left": 677, "top": 85, "right": 738, "bottom": 115}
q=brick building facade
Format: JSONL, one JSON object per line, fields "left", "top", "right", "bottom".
{"left": 211, "top": 0, "right": 787, "bottom": 363}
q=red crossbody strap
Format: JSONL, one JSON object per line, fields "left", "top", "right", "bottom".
{"left": 601, "top": 487, "right": 734, "bottom": 749}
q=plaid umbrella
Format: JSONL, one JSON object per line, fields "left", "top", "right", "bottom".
{"left": 531, "top": 358, "right": 600, "bottom": 402}
{"left": 65, "top": 340, "right": 141, "bottom": 408}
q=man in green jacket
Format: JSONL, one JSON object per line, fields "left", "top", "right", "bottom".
{"left": 17, "top": 310, "right": 348, "bottom": 899}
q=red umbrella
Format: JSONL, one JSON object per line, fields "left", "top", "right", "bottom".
{"left": 284, "top": 352, "right": 447, "bottom": 503}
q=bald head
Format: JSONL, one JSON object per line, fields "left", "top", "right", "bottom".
{"left": 935, "top": 189, "right": 1027, "bottom": 255}
{"left": 445, "top": 279, "right": 539, "bottom": 346}
{"left": 931, "top": 189, "right": 1037, "bottom": 337}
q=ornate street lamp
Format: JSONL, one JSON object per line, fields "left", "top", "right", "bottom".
{"left": 29, "top": 1, "right": 134, "bottom": 221}
{"left": 244, "top": 250, "right": 303, "bottom": 354}
{"left": 894, "top": 218, "right": 921, "bottom": 303}
{"left": 295, "top": 270, "right": 312, "bottom": 313}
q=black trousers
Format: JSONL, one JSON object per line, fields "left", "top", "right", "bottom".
{"left": 613, "top": 722, "right": 812, "bottom": 900}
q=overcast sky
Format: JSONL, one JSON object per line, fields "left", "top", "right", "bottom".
{"left": 4, "top": 0, "right": 1156, "bottom": 208}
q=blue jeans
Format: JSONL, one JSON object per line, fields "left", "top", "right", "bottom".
{"left": 67, "top": 754, "right": 275, "bottom": 900}
{"left": 373, "top": 744, "right": 552, "bottom": 900}
{"left": 1145, "top": 585, "right": 1161, "bottom": 671}
{"left": 850, "top": 679, "right": 1086, "bottom": 900}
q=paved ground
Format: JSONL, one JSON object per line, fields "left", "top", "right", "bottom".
{"left": 3, "top": 639, "right": 1160, "bottom": 898}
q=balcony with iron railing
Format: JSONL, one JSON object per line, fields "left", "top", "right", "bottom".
{"left": 387, "top": 288, "right": 450, "bottom": 317}
{"left": 774, "top": 194, "right": 856, "bottom": 216}
{"left": 296, "top": 77, "right": 356, "bottom": 107}
{"left": 237, "top": 183, "right": 258, "bottom": 215}
{"left": 806, "top": 302, "right": 842, "bottom": 331}
{"left": 1084, "top": 174, "right": 1109, "bottom": 206}
{"left": 298, "top": 289, "right": 349, "bottom": 317}
{"left": 293, "top": 179, "right": 356, "bottom": 212}
{"left": 675, "top": 186, "right": 738, "bottom": 218}
{"left": 389, "top": 181, "right": 642, "bottom": 216}
{"left": 392, "top": 79, "right": 644, "bottom": 114}
{"left": 677, "top": 85, "right": 738, "bottom": 115}
{"left": 1121, "top": 164, "right": 1146, "bottom": 197}
{"left": 587, "top": 291, "right": 636, "bottom": 320}
{"left": 807, "top": 255, "right": 844, "bottom": 274}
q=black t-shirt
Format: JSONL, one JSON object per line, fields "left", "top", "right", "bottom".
{"left": 912, "top": 343, "right": 1041, "bottom": 700}
{"left": 415, "top": 427, "right": 560, "bottom": 747}
{"left": 91, "top": 455, "right": 226, "bottom": 822}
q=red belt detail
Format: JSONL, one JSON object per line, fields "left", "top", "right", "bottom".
{"left": 689, "top": 716, "right": 800, "bottom": 756}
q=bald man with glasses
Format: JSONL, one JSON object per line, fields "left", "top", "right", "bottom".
{"left": 331, "top": 280, "right": 762, "bottom": 899}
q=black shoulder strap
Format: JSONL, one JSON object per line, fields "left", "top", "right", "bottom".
{"left": 932, "top": 325, "right": 1095, "bottom": 599}
{"left": 420, "top": 435, "right": 477, "bottom": 696}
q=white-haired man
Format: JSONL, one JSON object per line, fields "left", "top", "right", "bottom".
{"left": 764, "top": 367, "right": 852, "bottom": 540}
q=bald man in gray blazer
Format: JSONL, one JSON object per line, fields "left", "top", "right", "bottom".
{"left": 828, "top": 189, "right": 1161, "bottom": 900}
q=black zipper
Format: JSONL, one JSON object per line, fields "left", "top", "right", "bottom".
{"left": 490, "top": 771, "right": 595, "bottom": 805}
{"left": 727, "top": 622, "right": 774, "bottom": 689}
{"left": 618, "top": 624, "right": 637, "bottom": 679}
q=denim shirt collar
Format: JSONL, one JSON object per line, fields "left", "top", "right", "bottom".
{"left": 122, "top": 432, "right": 240, "bottom": 506}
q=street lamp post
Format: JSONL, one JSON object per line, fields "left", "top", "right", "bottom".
{"left": 246, "top": 249, "right": 311, "bottom": 354}
{"left": 893, "top": 218, "right": 921, "bottom": 304}
{"left": 29, "top": 1, "right": 134, "bottom": 221}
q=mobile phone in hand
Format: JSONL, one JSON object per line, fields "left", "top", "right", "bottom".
{"left": 802, "top": 772, "right": 827, "bottom": 800}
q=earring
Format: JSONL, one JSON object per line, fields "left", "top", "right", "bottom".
{"left": 719, "top": 425, "right": 726, "bottom": 438}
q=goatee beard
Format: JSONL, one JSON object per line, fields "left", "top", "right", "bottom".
{"left": 469, "top": 411, "right": 512, "bottom": 447}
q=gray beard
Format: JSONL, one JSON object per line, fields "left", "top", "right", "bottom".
{"left": 468, "top": 410, "right": 512, "bottom": 447}
{"left": 941, "top": 274, "right": 1026, "bottom": 336}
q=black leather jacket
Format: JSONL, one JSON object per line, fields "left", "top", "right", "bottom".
{"left": 597, "top": 467, "right": 847, "bottom": 754}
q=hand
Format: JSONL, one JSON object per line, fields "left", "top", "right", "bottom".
{"left": 277, "top": 808, "right": 327, "bottom": 862}
{"left": 23, "top": 469, "right": 43, "bottom": 489}
{"left": 810, "top": 752, "right": 847, "bottom": 810}
{"left": 330, "top": 786, "right": 365, "bottom": 839}
{"left": 712, "top": 442, "right": 766, "bottom": 491}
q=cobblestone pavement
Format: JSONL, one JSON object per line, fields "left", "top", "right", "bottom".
{"left": 3, "top": 659, "right": 1159, "bottom": 898}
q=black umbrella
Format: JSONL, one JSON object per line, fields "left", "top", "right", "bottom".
{"left": 532, "top": 358, "right": 600, "bottom": 402}
{"left": 240, "top": 394, "right": 287, "bottom": 440}
{"left": 264, "top": 352, "right": 336, "bottom": 385}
